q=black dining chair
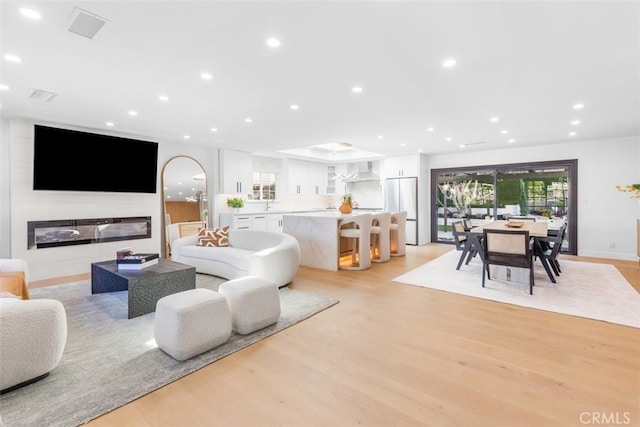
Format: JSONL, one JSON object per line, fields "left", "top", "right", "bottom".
{"left": 535, "top": 222, "right": 568, "bottom": 281}
{"left": 452, "top": 221, "right": 482, "bottom": 270}
{"left": 482, "top": 228, "right": 534, "bottom": 295}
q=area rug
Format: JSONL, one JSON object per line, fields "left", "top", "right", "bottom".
{"left": 0, "top": 275, "right": 338, "bottom": 427}
{"left": 392, "top": 250, "right": 640, "bottom": 328}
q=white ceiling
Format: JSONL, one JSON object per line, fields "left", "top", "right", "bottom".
{"left": 1, "top": 1, "right": 639, "bottom": 162}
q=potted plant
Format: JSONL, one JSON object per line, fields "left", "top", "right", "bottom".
{"left": 339, "top": 193, "right": 353, "bottom": 214}
{"left": 226, "top": 197, "right": 245, "bottom": 211}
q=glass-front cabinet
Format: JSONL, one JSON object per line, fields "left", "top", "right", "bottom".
{"left": 431, "top": 160, "right": 577, "bottom": 254}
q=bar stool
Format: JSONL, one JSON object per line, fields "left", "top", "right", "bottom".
{"left": 370, "top": 212, "right": 391, "bottom": 263}
{"left": 338, "top": 213, "right": 372, "bottom": 270}
{"left": 389, "top": 211, "right": 407, "bottom": 256}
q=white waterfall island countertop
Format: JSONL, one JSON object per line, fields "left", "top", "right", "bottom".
{"left": 282, "top": 211, "right": 367, "bottom": 271}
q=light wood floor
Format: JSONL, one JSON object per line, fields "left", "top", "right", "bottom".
{"left": 46, "top": 244, "right": 639, "bottom": 427}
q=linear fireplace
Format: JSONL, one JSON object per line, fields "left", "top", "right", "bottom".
{"left": 27, "top": 216, "right": 152, "bottom": 249}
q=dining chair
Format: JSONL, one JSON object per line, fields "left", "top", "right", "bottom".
{"left": 535, "top": 221, "right": 568, "bottom": 281}
{"left": 482, "top": 229, "right": 534, "bottom": 294}
{"left": 452, "top": 221, "right": 481, "bottom": 270}
{"left": 463, "top": 218, "right": 474, "bottom": 231}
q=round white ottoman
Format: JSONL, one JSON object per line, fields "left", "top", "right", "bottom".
{"left": 154, "top": 288, "right": 231, "bottom": 361}
{"left": 218, "top": 276, "right": 280, "bottom": 335}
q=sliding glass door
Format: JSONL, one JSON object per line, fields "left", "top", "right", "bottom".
{"left": 431, "top": 160, "right": 577, "bottom": 254}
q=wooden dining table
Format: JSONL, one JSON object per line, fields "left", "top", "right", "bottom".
{"left": 469, "top": 220, "right": 562, "bottom": 283}
{"left": 471, "top": 220, "right": 548, "bottom": 237}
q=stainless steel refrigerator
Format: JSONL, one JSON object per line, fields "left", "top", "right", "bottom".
{"left": 384, "top": 177, "right": 418, "bottom": 245}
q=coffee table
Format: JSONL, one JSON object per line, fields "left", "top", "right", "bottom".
{"left": 91, "top": 259, "right": 196, "bottom": 318}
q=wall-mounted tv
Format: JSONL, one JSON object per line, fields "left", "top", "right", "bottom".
{"left": 33, "top": 125, "right": 158, "bottom": 193}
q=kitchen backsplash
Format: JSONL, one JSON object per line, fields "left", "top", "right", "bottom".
{"left": 346, "top": 180, "right": 384, "bottom": 208}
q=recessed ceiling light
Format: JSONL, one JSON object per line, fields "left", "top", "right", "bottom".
{"left": 158, "top": 95, "right": 169, "bottom": 102}
{"left": 4, "top": 54, "right": 22, "bottom": 63}
{"left": 508, "top": 139, "right": 516, "bottom": 143}
{"left": 446, "top": 137, "right": 452, "bottom": 141}
{"left": 490, "top": 117, "right": 499, "bottom": 123}
{"left": 352, "top": 86, "right": 363, "bottom": 93}
{"left": 200, "top": 72, "right": 213, "bottom": 80}
{"left": 20, "top": 8, "right": 41, "bottom": 20}
{"left": 442, "top": 58, "right": 457, "bottom": 68}
{"left": 400, "top": 143, "right": 406, "bottom": 147}
{"left": 105, "top": 122, "right": 114, "bottom": 127}
{"left": 377, "top": 135, "right": 384, "bottom": 139}
{"left": 569, "top": 132, "right": 577, "bottom": 136}
{"left": 0, "top": 84, "right": 9, "bottom": 91}
{"left": 500, "top": 130, "right": 508, "bottom": 134}
{"left": 427, "top": 127, "right": 434, "bottom": 132}
{"left": 289, "top": 104, "right": 299, "bottom": 110}
{"left": 573, "top": 103, "right": 584, "bottom": 110}
{"left": 459, "top": 144, "right": 466, "bottom": 148}
{"left": 210, "top": 127, "right": 218, "bottom": 132}
{"left": 571, "top": 120, "right": 580, "bottom": 125}
{"left": 266, "top": 38, "right": 281, "bottom": 48}
{"left": 183, "top": 135, "right": 190, "bottom": 139}
{"left": 244, "top": 118, "right": 253, "bottom": 123}
{"left": 418, "top": 149, "right": 423, "bottom": 153}
{"left": 128, "top": 110, "right": 137, "bottom": 116}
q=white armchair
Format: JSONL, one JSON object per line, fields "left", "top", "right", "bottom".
{"left": 0, "top": 298, "right": 68, "bottom": 392}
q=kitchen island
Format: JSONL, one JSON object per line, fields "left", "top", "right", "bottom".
{"left": 282, "top": 211, "right": 350, "bottom": 271}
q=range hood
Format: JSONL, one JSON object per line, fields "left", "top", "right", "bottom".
{"left": 342, "top": 161, "right": 380, "bottom": 182}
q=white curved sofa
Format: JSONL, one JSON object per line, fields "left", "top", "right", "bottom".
{"left": 0, "top": 298, "right": 67, "bottom": 392}
{"left": 172, "top": 229, "right": 300, "bottom": 287}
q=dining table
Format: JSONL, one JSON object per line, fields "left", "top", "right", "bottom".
{"left": 469, "top": 219, "right": 565, "bottom": 283}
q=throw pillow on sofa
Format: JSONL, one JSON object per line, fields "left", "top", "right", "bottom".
{"left": 197, "top": 227, "right": 230, "bottom": 247}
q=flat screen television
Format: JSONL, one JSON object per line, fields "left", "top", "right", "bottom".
{"left": 33, "top": 125, "right": 158, "bottom": 193}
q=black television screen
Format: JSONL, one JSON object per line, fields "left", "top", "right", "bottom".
{"left": 33, "top": 125, "right": 158, "bottom": 193}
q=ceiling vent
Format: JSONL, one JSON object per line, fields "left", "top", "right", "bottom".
{"left": 68, "top": 7, "right": 108, "bottom": 39}
{"left": 27, "top": 89, "right": 58, "bottom": 102}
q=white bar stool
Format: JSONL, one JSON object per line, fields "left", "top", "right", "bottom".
{"left": 338, "top": 213, "right": 372, "bottom": 270}
{"left": 370, "top": 212, "right": 391, "bottom": 263}
{"left": 389, "top": 211, "right": 407, "bottom": 257}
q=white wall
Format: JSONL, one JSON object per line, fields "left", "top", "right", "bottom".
{"left": 427, "top": 136, "right": 640, "bottom": 260}
{"left": 7, "top": 119, "right": 217, "bottom": 281}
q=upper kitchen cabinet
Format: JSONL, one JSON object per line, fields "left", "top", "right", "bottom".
{"left": 287, "top": 159, "right": 328, "bottom": 195}
{"left": 219, "top": 149, "right": 253, "bottom": 195}
{"left": 383, "top": 155, "right": 418, "bottom": 178}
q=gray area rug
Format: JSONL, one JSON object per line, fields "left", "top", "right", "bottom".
{"left": 392, "top": 250, "right": 640, "bottom": 328}
{"left": 0, "top": 275, "right": 338, "bottom": 427}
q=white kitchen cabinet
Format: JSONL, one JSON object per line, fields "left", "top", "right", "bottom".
{"left": 251, "top": 214, "right": 268, "bottom": 230}
{"left": 220, "top": 212, "right": 282, "bottom": 231}
{"left": 267, "top": 213, "right": 285, "bottom": 231}
{"left": 383, "top": 155, "right": 418, "bottom": 178}
{"left": 219, "top": 213, "right": 253, "bottom": 229}
{"left": 288, "top": 160, "right": 328, "bottom": 195}
{"left": 219, "top": 149, "right": 253, "bottom": 195}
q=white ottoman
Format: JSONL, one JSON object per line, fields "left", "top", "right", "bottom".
{"left": 218, "top": 276, "right": 280, "bottom": 335}
{"left": 154, "top": 288, "right": 231, "bottom": 361}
